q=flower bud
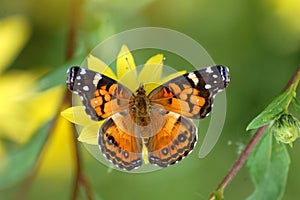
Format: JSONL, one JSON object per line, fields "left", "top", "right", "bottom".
{"left": 271, "top": 113, "right": 300, "bottom": 147}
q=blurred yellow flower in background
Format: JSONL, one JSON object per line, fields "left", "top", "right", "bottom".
{"left": 0, "top": 14, "right": 73, "bottom": 187}
{"left": 0, "top": 15, "right": 30, "bottom": 73}
{"left": 0, "top": 15, "right": 31, "bottom": 157}
{"left": 0, "top": 15, "right": 65, "bottom": 155}
{"left": 261, "top": 0, "right": 300, "bottom": 54}
{"left": 273, "top": 0, "right": 300, "bottom": 32}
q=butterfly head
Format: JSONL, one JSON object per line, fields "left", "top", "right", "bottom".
{"left": 136, "top": 83, "right": 146, "bottom": 95}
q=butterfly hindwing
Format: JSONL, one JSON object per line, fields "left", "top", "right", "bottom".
{"left": 66, "top": 66, "right": 133, "bottom": 121}
{"left": 147, "top": 112, "right": 197, "bottom": 167}
{"left": 98, "top": 113, "right": 143, "bottom": 170}
{"left": 148, "top": 65, "right": 229, "bottom": 119}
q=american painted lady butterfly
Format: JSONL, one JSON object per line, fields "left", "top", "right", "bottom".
{"left": 66, "top": 65, "right": 230, "bottom": 170}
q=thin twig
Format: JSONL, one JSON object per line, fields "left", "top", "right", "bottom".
{"left": 70, "top": 127, "right": 93, "bottom": 200}
{"left": 65, "top": 0, "right": 80, "bottom": 61}
{"left": 69, "top": 88, "right": 93, "bottom": 200}
{"left": 16, "top": 90, "right": 69, "bottom": 200}
{"left": 208, "top": 66, "right": 300, "bottom": 200}
{"left": 65, "top": 0, "right": 94, "bottom": 199}
{"left": 208, "top": 125, "right": 268, "bottom": 200}
{"left": 283, "top": 67, "right": 300, "bottom": 91}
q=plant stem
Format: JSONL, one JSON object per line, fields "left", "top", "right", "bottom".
{"left": 65, "top": 0, "right": 81, "bottom": 61}
{"left": 284, "top": 67, "right": 300, "bottom": 92}
{"left": 70, "top": 120, "right": 93, "bottom": 200}
{"left": 208, "top": 125, "right": 268, "bottom": 200}
{"left": 65, "top": 0, "right": 94, "bottom": 200}
{"left": 208, "top": 66, "right": 300, "bottom": 200}
{"left": 17, "top": 91, "right": 70, "bottom": 200}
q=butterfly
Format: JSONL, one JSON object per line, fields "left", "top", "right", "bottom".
{"left": 66, "top": 65, "right": 230, "bottom": 170}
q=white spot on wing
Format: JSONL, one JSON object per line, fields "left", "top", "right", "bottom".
{"left": 93, "top": 74, "right": 102, "bottom": 86}
{"left": 83, "top": 86, "right": 89, "bottom": 91}
{"left": 205, "top": 84, "right": 211, "bottom": 89}
{"left": 205, "top": 67, "right": 213, "bottom": 74}
{"left": 80, "top": 68, "right": 86, "bottom": 75}
{"left": 213, "top": 74, "right": 218, "bottom": 78}
{"left": 76, "top": 76, "right": 81, "bottom": 80}
{"left": 188, "top": 72, "right": 199, "bottom": 85}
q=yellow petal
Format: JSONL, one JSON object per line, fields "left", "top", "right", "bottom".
{"left": 0, "top": 15, "right": 31, "bottom": 73}
{"left": 144, "top": 83, "right": 160, "bottom": 95}
{"left": 116, "top": 45, "right": 137, "bottom": 91}
{"left": 142, "top": 140, "right": 149, "bottom": 165}
{"left": 138, "top": 54, "right": 164, "bottom": 84}
{"left": 24, "top": 86, "right": 65, "bottom": 142}
{"left": 274, "top": 0, "right": 300, "bottom": 31}
{"left": 77, "top": 123, "right": 101, "bottom": 145}
{"left": 0, "top": 72, "right": 34, "bottom": 143}
{"left": 36, "top": 113, "right": 75, "bottom": 177}
{"left": 61, "top": 106, "right": 93, "bottom": 126}
{"left": 87, "top": 54, "right": 117, "bottom": 79}
{"left": 159, "top": 70, "right": 186, "bottom": 84}
{"left": 0, "top": 83, "right": 64, "bottom": 144}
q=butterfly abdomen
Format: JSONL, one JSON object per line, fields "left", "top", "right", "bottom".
{"left": 130, "top": 86, "right": 151, "bottom": 126}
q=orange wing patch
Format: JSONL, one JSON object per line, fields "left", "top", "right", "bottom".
{"left": 149, "top": 84, "right": 210, "bottom": 119}
{"left": 99, "top": 114, "right": 143, "bottom": 170}
{"left": 147, "top": 112, "right": 197, "bottom": 167}
{"left": 148, "top": 67, "right": 230, "bottom": 119}
{"left": 90, "top": 84, "right": 132, "bottom": 120}
{"left": 66, "top": 67, "right": 134, "bottom": 121}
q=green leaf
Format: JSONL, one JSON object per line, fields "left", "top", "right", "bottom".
{"left": 292, "top": 98, "right": 300, "bottom": 115}
{"left": 0, "top": 121, "right": 52, "bottom": 189}
{"left": 36, "top": 57, "right": 83, "bottom": 92}
{"left": 246, "top": 88, "right": 294, "bottom": 130}
{"left": 246, "top": 132, "right": 290, "bottom": 200}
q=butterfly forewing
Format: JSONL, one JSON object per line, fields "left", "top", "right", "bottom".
{"left": 66, "top": 66, "right": 133, "bottom": 121}
{"left": 148, "top": 65, "right": 229, "bottom": 119}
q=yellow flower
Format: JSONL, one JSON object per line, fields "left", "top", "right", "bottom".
{"left": 273, "top": 0, "right": 300, "bottom": 32}
{"left": 0, "top": 15, "right": 65, "bottom": 158}
{"left": 61, "top": 45, "right": 185, "bottom": 145}
{"left": 262, "top": 0, "right": 300, "bottom": 53}
{"left": 0, "top": 15, "right": 30, "bottom": 73}
{"left": 0, "top": 15, "right": 31, "bottom": 157}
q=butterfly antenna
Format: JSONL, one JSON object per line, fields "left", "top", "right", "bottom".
{"left": 145, "top": 56, "right": 166, "bottom": 84}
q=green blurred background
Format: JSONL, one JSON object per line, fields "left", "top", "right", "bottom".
{"left": 1, "top": 0, "right": 300, "bottom": 199}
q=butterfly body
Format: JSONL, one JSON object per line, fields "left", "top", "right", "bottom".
{"left": 129, "top": 85, "right": 151, "bottom": 127}
{"left": 66, "top": 65, "right": 229, "bottom": 170}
